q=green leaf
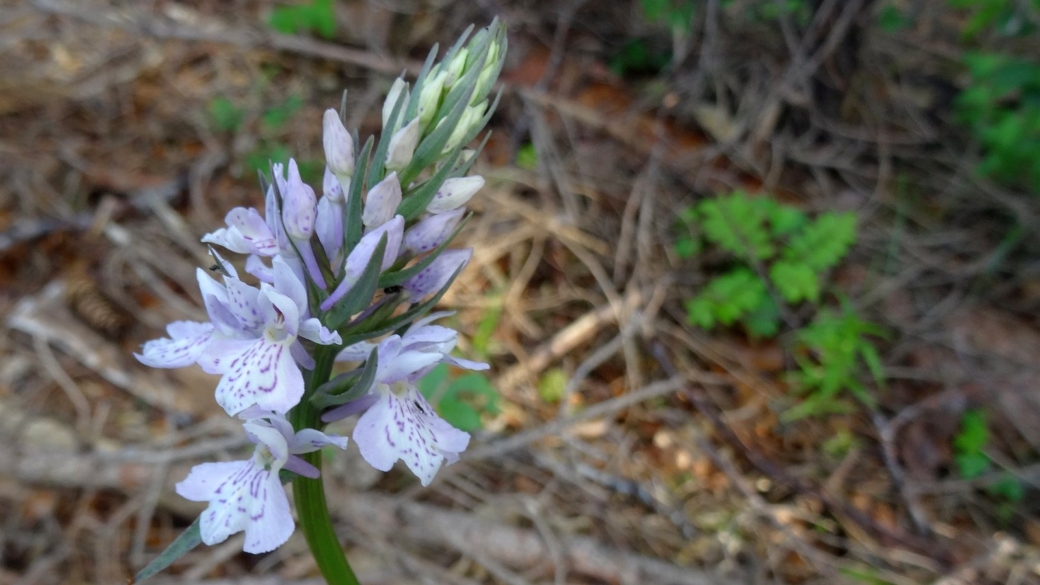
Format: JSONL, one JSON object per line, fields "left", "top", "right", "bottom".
{"left": 344, "top": 137, "right": 375, "bottom": 252}
{"left": 208, "top": 96, "right": 243, "bottom": 132}
{"left": 471, "top": 301, "right": 502, "bottom": 358}
{"left": 338, "top": 264, "right": 466, "bottom": 348}
{"left": 417, "top": 363, "right": 451, "bottom": 398}
{"left": 419, "top": 366, "right": 498, "bottom": 431}
{"left": 877, "top": 5, "right": 910, "bottom": 32}
{"left": 262, "top": 95, "right": 303, "bottom": 130}
{"left": 311, "top": 347, "right": 378, "bottom": 409}
{"left": 325, "top": 233, "right": 387, "bottom": 329}
{"left": 765, "top": 200, "right": 807, "bottom": 236}
{"left": 516, "top": 143, "right": 538, "bottom": 170}
{"left": 367, "top": 84, "right": 409, "bottom": 187}
{"left": 783, "top": 211, "right": 857, "bottom": 271}
{"left": 697, "top": 192, "right": 776, "bottom": 260}
{"left": 395, "top": 144, "right": 465, "bottom": 221}
{"left": 989, "top": 474, "right": 1025, "bottom": 502}
{"left": 770, "top": 260, "right": 819, "bottom": 303}
{"left": 436, "top": 399, "right": 482, "bottom": 431}
{"left": 685, "top": 269, "right": 769, "bottom": 329}
{"left": 133, "top": 516, "right": 202, "bottom": 582}
{"left": 640, "top": 0, "right": 669, "bottom": 21}
{"left": 781, "top": 394, "right": 855, "bottom": 422}
{"left": 441, "top": 372, "right": 499, "bottom": 431}
{"left": 674, "top": 236, "right": 699, "bottom": 259}
{"left": 956, "top": 452, "right": 991, "bottom": 479}
{"left": 954, "top": 409, "right": 989, "bottom": 454}
{"left": 269, "top": 0, "right": 335, "bottom": 38}
{"left": 743, "top": 296, "right": 781, "bottom": 338}
{"left": 310, "top": 0, "right": 336, "bottom": 39}
{"left": 378, "top": 214, "right": 470, "bottom": 288}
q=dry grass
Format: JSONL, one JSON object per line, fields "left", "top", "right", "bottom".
{"left": 3, "top": 1, "right": 1040, "bottom": 584}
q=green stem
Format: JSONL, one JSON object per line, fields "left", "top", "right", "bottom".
{"left": 291, "top": 347, "right": 361, "bottom": 585}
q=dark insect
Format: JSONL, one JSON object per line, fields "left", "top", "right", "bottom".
{"left": 63, "top": 273, "right": 134, "bottom": 340}
{"left": 209, "top": 263, "right": 222, "bottom": 272}
{"left": 412, "top": 400, "right": 426, "bottom": 414}
{"left": 383, "top": 285, "right": 403, "bottom": 295}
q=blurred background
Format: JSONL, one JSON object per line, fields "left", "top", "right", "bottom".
{"left": 3, "top": 0, "right": 1040, "bottom": 583}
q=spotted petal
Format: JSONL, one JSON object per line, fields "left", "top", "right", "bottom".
{"left": 206, "top": 337, "right": 304, "bottom": 416}
{"left": 202, "top": 207, "right": 278, "bottom": 256}
{"left": 135, "top": 321, "right": 214, "bottom": 368}
{"left": 176, "top": 460, "right": 293, "bottom": 554}
{"left": 353, "top": 386, "right": 470, "bottom": 486}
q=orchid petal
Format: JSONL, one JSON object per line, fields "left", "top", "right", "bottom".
{"left": 402, "top": 248, "right": 471, "bottom": 298}
{"left": 353, "top": 387, "right": 470, "bottom": 486}
{"left": 208, "top": 337, "right": 304, "bottom": 416}
{"left": 362, "top": 173, "right": 402, "bottom": 229}
{"left": 404, "top": 208, "right": 464, "bottom": 254}
{"left": 135, "top": 321, "right": 214, "bottom": 368}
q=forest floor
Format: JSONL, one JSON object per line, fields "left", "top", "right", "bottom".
{"left": 3, "top": 1, "right": 1040, "bottom": 584}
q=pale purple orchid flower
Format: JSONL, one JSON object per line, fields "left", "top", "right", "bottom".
{"left": 175, "top": 413, "right": 347, "bottom": 554}
{"left": 199, "top": 257, "right": 341, "bottom": 416}
{"left": 404, "top": 208, "right": 465, "bottom": 255}
{"left": 322, "top": 332, "right": 479, "bottom": 485}
{"left": 362, "top": 172, "right": 402, "bottom": 230}
{"left": 201, "top": 207, "right": 279, "bottom": 257}
{"left": 135, "top": 259, "right": 247, "bottom": 369}
{"left": 324, "top": 314, "right": 487, "bottom": 485}
{"left": 426, "top": 176, "right": 484, "bottom": 214}
{"left": 402, "top": 248, "right": 472, "bottom": 299}
{"left": 320, "top": 215, "right": 404, "bottom": 312}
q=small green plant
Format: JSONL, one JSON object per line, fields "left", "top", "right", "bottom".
{"left": 677, "top": 192, "right": 883, "bottom": 419}
{"left": 515, "top": 143, "right": 539, "bottom": 171}
{"left": 955, "top": 51, "right": 1040, "bottom": 193}
{"left": 876, "top": 3, "right": 912, "bottom": 32}
{"left": 954, "top": 408, "right": 992, "bottom": 479}
{"left": 208, "top": 96, "right": 244, "bottom": 132}
{"left": 418, "top": 364, "right": 500, "bottom": 432}
{"left": 952, "top": 409, "right": 1026, "bottom": 521}
{"left": 678, "top": 191, "right": 857, "bottom": 337}
{"left": 640, "top": 0, "right": 696, "bottom": 33}
{"left": 269, "top": 0, "right": 336, "bottom": 39}
{"left": 784, "top": 303, "right": 885, "bottom": 420}
{"left": 261, "top": 95, "right": 303, "bottom": 130}
{"left": 949, "top": 0, "right": 1040, "bottom": 39}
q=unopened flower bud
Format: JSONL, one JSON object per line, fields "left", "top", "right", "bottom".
{"left": 281, "top": 159, "right": 316, "bottom": 240}
{"left": 404, "top": 208, "right": 465, "bottom": 254}
{"left": 322, "top": 166, "right": 344, "bottom": 203}
{"left": 426, "top": 176, "right": 484, "bottom": 214}
{"left": 316, "top": 196, "right": 343, "bottom": 264}
{"left": 472, "top": 65, "right": 497, "bottom": 106}
{"left": 382, "top": 78, "right": 409, "bottom": 134}
{"left": 362, "top": 172, "right": 402, "bottom": 229}
{"left": 403, "top": 248, "right": 472, "bottom": 298}
{"left": 322, "top": 110, "right": 354, "bottom": 179}
{"left": 385, "top": 117, "right": 420, "bottom": 172}
{"left": 442, "top": 101, "right": 486, "bottom": 154}
{"left": 445, "top": 48, "right": 468, "bottom": 88}
{"left": 418, "top": 70, "right": 447, "bottom": 129}
{"left": 320, "top": 215, "right": 404, "bottom": 312}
